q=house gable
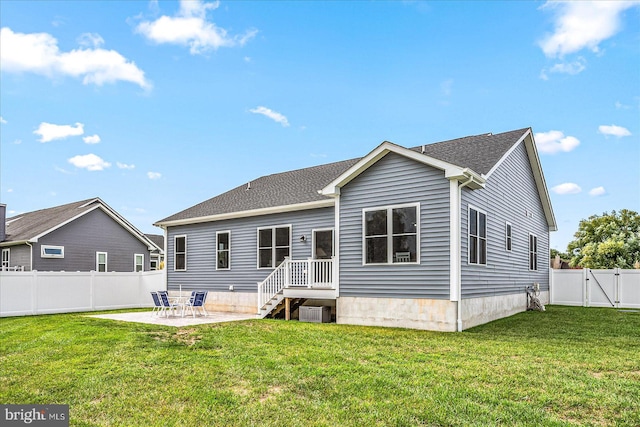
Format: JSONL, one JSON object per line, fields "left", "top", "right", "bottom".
{"left": 337, "top": 151, "right": 452, "bottom": 299}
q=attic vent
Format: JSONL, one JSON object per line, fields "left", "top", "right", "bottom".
{"left": 487, "top": 132, "right": 493, "bottom": 136}
{"left": 246, "top": 181, "right": 251, "bottom": 190}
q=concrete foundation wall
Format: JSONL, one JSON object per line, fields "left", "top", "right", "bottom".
{"left": 177, "top": 291, "right": 257, "bottom": 314}
{"left": 462, "top": 291, "right": 550, "bottom": 329}
{"left": 336, "top": 296, "right": 457, "bottom": 332}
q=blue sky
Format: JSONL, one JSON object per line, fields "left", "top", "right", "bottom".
{"left": 1, "top": 0, "right": 638, "bottom": 251}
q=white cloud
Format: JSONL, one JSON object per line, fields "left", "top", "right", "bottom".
{"left": 135, "top": 0, "right": 257, "bottom": 55}
{"left": 117, "top": 162, "right": 135, "bottom": 170}
{"left": 68, "top": 153, "right": 111, "bottom": 171}
{"left": 534, "top": 130, "right": 580, "bottom": 154}
{"left": 0, "top": 27, "right": 151, "bottom": 90}
{"left": 83, "top": 134, "right": 101, "bottom": 144}
{"left": 589, "top": 186, "right": 606, "bottom": 196}
{"left": 598, "top": 124, "right": 631, "bottom": 137}
{"left": 147, "top": 171, "right": 162, "bottom": 180}
{"left": 249, "top": 106, "right": 290, "bottom": 127}
{"left": 13, "top": 139, "right": 22, "bottom": 145}
{"left": 540, "top": 57, "right": 587, "bottom": 79}
{"left": 539, "top": 1, "right": 640, "bottom": 58}
{"left": 77, "top": 33, "right": 104, "bottom": 48}
{"left": 34, "top": 122, "right": 84, "bottom": 143}
{"left": 552, "top": 182, "right": 582, "bottom": 195}
{"left": 0, "top": 116, "right": 6, "bottom": 124}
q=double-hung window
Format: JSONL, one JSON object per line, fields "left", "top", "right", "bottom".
{"left": 505, "top": 222, "right": 512, "bottom": 252}
{"left": 364, "top": 203, "right": 419, "bottom": 264}
{"left": 134, "top": 254, "right": 144, "bottom": 272}
{"left": 217, "top": 231, "right": 230, "bottom": 270}
{"left": 469, "top": 207, "right": 487, "bottom": 265}
{"left": 96, "top": 252, "right": 108, "bottom": 272}
{"left": 529, "top": 234, "right": 538, "bottom": 271}
{"left": 258, "top": 226, "right": 290, "bottom": 268}
{"left": 174, "top": 235, "right": 187, "bottom": 271}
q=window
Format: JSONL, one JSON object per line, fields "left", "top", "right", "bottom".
{"left": 469, "top": 207, "right": 487, "bottom": 265}
{"left": 529, "top": 234, "right": 538, "bottom": 271}
{"left": 41, "top": 245, "right": 64, "bottom": 258}
{"left": 364, "top": 204, "right": 418, "bottom": 264}
{"left": 96, "top": 252, "right": 107, "bottom": 272}
{"left": 505, "top": 222, "right": 512, "bottom": 252}
{"left": 174, "top": 236, "right": 187, "bottom": 271}
{"left": 1, "top": 248, "right": 9, "bottom": 268}
{"left": 150, "top": 260, "right": 158, "bottom": 270}
{"left": 258, "top": 226, "right": 290, "bottom": 268}
{"left": 313, "top": 229, "right": 334, "bottom": 260}
{"left": 217, "top": 231, "right": 230, "bottom": 270}
{"left": 134, "top": 254, "right": 144, "bottom": 272}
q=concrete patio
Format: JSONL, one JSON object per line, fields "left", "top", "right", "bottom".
{"left": 90, "top": 310, "right": 257, "bottom": 327}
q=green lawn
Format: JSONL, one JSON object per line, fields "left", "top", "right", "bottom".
{"left": 1, "top": 306, "right": 639, "bottom": 426}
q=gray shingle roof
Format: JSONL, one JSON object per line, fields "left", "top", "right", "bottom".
{"left": 4, "top": 198, "right": 99, "bottom": 243}
{"left": 157, "top": 128, "right": 530, "bottom": 224}
{"left": 3, "top": 198, "right": 161, "bottom": 250}
{"left": 414, "top": 128, "right": 530, "bottom": 175}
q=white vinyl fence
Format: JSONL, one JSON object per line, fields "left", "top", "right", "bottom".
{"left": 550, "top": 268, "right": 640, "bottom": 309}
{"left": 0, "top": 270, "right": 165, "bottom": 317}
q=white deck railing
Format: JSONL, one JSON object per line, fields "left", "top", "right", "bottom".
{"left": 258, "top": 257, "right": 335, "bottom": 312}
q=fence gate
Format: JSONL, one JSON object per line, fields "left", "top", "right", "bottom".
{"left": 551, "top": 268, "right": 640, "bottom": 309}
{"left": 587, "top": 269, "right": 617, "bottom": 308}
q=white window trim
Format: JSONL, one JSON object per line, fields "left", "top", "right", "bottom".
{"left": 2, "top": 248, "right": 10, "bottom": 268}
{"left": 505, "top": 222, "right": 512, "bottom": 252}
{"left": 529, "top": 233, "right": 538, "bottom": 271}
{"left": 150, "top": 259, "right": 158, "bottom": 270}
{"left": 362, "top": 202, "right": 420, "bottom": 266}
{"left": 468, "top": 205, "right": 487, "bottom": 266}
{"left": 216, "top": 230, "right": 231, "bottom": 270}
{"left": 312, "top": 228, "right": 334, "bottom": 259}
{"left": 41, "top": 245, "right": 65, "bottom": 259}
{"left": 256, "top": 225, "right": 292, "bottom": 269}
{"left": 96, "top": 252, "right": 108, "bottom": 272}
{"left": 174, "top": 235, "right": 187, "bottom": 271}
{"left": 134, "top": 253, "right": 144, "bottom": 272}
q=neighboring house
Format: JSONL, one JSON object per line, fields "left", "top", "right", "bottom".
{"left": 0, "top": 198, "right": 163, "bottom": 272}
{"left": 145, "top": 234, "right": 165, "bottom": 270}
{"left": 154, "top": 128, "right": 556, "bottom": 331}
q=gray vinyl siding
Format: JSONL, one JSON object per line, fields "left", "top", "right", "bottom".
{"left": 339, "top": 152, "right": 451, "bottom": 299}
{"left": 166, "top": 207, "right": 334, "bottom": 292}
{"left": 461, "top": 141, "right": 550, "bottom": 298}
{"left": 4, "top": 245, "right": 31, "bottom": 270}
{"left": 32, "top": 209, "right": 151, "bottom": 272}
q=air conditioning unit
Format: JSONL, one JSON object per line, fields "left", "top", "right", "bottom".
{"left": 299, "top": 306, "right": 331, "bottom": 323}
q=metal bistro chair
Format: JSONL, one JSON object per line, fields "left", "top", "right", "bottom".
{"left": 150, "top": 291, "right": 164, "bottom": 316}
{"left": 184, "top": 291, "right": 209, "bottom": 317}
{"left": 157, "top": 290, "right": 180, "bottom": 317}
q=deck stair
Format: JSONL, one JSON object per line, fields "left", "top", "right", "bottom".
{"left": 257, "top": 257, "right": 335, "bottom": 318}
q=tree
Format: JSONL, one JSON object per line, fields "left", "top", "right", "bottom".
{"left": 567, "top": 209, "right": 640, "bottom": 269}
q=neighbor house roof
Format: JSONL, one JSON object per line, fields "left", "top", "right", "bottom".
{"left": 156, "top": 128, "right": 556, "bottom": 230}
{"left": 2, "top": 198, "right": 163, "bottom": 251}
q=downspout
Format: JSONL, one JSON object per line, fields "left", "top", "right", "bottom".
{"left": 455, "top": 175, "right": 474, "bottom": 332}
{"left": 26, "top": 242, "right": 33, "bottom": 272}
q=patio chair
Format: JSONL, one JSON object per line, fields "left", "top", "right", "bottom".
{"left": 157, "top": 290, "right": 180, "bottom": 317}
{"left": 184, "top": 291, "right": 208, "bottom": 317}
{"left": 150, "top": 292, "right": 164, "bottom": 316}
